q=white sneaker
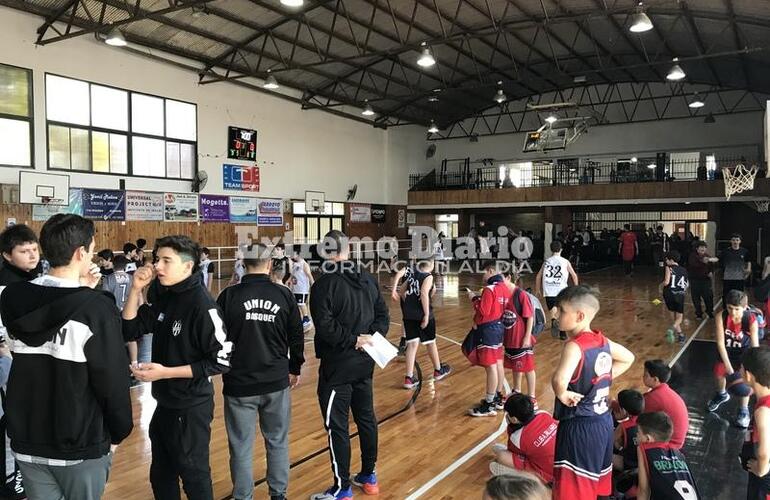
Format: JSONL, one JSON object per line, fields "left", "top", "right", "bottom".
{"left": 490, "top": 443, "right": 507, "bottom": 454}
{"left": 489, "top": 461, "right": 518, "bottom": 476}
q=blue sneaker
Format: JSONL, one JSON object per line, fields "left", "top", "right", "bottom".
{"left": 707, "top": 391, "right": 730, "bottom": 412}
{"left": 310, "top": 486, "right": 353, "bottom": 500}
{"left": 736, "top": 408, "right": 751, "bottom": 429}
{"left": 351, "top": 472, "right": 379, "bottom": 495}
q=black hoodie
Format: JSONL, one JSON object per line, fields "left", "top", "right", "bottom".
{"left": 0, "top": 261, "right": 40, "bottom": 286}
{"left": 309, "top": 261, "right": 389, "bottom": 385}
{"left": 217, "top": 273, "right": 304, "bottom": 396}
{"left": 0, "top": 275, "right": 133, "bottom": 461}
{"left": 123, "top": 273, "right": 232, "bottom": 409}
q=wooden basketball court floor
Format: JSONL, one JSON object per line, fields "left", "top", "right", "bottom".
{"left": 103, "top": 266, "right": 718, "bottom": 499}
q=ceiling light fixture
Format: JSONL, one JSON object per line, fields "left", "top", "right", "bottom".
{"left": 280, "top": 0, "right": 304, "bottom": 7}
{"left": 647, "top": 163, "right": 657, "bottom": 169}
{"left": 688, "top": 93, "right": 705, "bottom": 108}
{"left": 263, "top": 70, "right": 279, "bottom": 90}
{"left": 428, "top": 96, "right": 439, "bottom": 102}
{"left": 428, "top": 120, "right": 439, "bottom": 134}
{"left": 494, "top": 82, "right": 507, "bottom": 103}
{"left": 631, "top": 157, "right": 638, "bottom": 163}
{"left": 417, "top": 44, "right": 436, "bottom": 68}
{"left": 629, "top": 2, "right": 653, "bottom": 33}
{"left": 104, "top": 27, "right": 127, "bottom": 47}
{"left": 667, "top": 58, "right": 686, "bottom": 81}
{"left": 545, "top": 115, "right": 558, "bottom": 124}
{"left": 362, "top": 101, "right": 375, "bottom": 116}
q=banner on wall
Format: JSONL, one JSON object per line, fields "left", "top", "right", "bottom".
{"left": 349, "top": 203, "right": 371, "bottom": 223}
{"left": 126, "top": 191, "right": 164, "bottom": 221}
{"left": 229, "top": 196, "right": 258, "bottom": 223}
{"left": 83, "top": 189, "right": 125, "bottom": 221}
{"left": 32, "top": 189, "right": 83, "bottom": 221}
{"left": 227, "top": 127, "right": 257, "bottom": 161}
{"left": 223, "top": 164, "right": 260, "bottom": 192}
{"left": 257, "top": 198, "right": 283, "bottom": 226}
{"left": 164, "top": 193, "right": 199, "bottom": 221}
{"left": 371, "top": 204, "right": 386, "bottom": 223}
{"left": 200, "top": 195, "right": 230, "bottom": 222}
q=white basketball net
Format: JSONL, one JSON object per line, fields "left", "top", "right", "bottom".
{"left": 755, "top": 200, "right": 770, "bottom": 213}
{"left": 723, "top": 164, "right": 758, "bottom": 200}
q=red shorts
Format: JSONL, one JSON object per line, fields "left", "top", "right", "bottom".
{"left": 713, "top": 361, "right": 740, "bottom": 378}
{"left": 504, "top": 347, "right": 535, "bottom": 372}
{"left": 476, "top": 345, "right": 504, "bottom": 367}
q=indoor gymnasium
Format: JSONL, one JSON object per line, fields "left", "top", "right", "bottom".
{"left": 0, "top": 1, "right": 769, "bottom": 499}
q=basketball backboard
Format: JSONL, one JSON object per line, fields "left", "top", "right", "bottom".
{"left": 19, "top": 171, "right": 70, "bottom": 205}
{"left": 305, "top": 190, "right": 325, "bottom": 213}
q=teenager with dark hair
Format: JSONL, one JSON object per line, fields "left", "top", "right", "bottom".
{"left": 717, "top": 233, "right": 752, "bottom": 300}
{"left": 0, "top": 214, "right": 132, "bottom": 499}
{"left": 309, "top": 230, "right": 389, "bottom": 500}
{"left": 123, "top": 235, "right": 232, "bottom": 500}
{"left": 217, "top": 243, "right": 304, "bottom": 500}
{"left": 123, "top": 243, "right": 138, "bottom": 274}
{"left": 199, "top": 247, "right": 214, "bottom": 293}
{"left": 688, "top": 241, "right": 718, "bottom": 320}
{"left": 641, "top": 359, "right": 689, "bottom": 450}
{"left": 0, "top": 224, "right": 40, "bottom": 499}
{"left": 96, "top": 249, "right": 115, "bottom": 277}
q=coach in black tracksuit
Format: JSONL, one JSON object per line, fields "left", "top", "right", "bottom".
{"left": 309, "top": 230, "right": 389, "bottom": 499}
{"left": 216, "top": 245, "right": 304, "bottom": 500}
{"left": 123, "top": 235, "right": 232, "bottom": 500}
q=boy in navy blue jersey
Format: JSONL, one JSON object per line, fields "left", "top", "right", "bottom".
{"left": 551, "top": 285, "right": 635, "bottom": 499}
{"left": 660, "top": 251, "right": 689, "bottom": 343}
{"left": 399, "top": 257, "right": 451, "bottom": 389}
{"left": 740, "top": 347, "right": 770, "bottom": 499}
{"left": 636, "top": 412, "right": 700, "bottom": 500}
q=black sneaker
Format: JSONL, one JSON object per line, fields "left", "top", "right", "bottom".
{"left": 434, "top": 363, "right": 452, "bottom": 381}
{"left": 493, "top": 391, "right": 505, "bottom": 410}
{"left": 469, "top": 399, "right": 497, "bottom": 417}
{"left": 707, "top": 391, "right": 730, "bottom": 412}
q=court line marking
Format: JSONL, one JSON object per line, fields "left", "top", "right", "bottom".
{"left": 668, "top": 298, "right": 722, "bottom": 367}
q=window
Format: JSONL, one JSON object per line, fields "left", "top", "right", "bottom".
{"left": 0, "top": 64, "right": 33, "bottom": 168}
{"left": 45, "top": 73, "right": 196, "bottom": 179}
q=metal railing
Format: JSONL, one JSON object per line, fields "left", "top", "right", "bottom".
{"left": 410, "top": 156, "right": 762, "bottom": 191}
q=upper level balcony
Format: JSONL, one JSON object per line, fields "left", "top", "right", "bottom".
{"left": 408, "top": 155, "right": 770, "bottom": 208}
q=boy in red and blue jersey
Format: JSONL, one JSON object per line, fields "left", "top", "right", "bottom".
{"left": 740, "top": 347, "right": 770, "bottom": 499}
{"left": 551, "top": 285, "right": 635, "bottom": 500}
{"left": 708, "top": 289, "right": 759, "bottom": 428}
{"left": 463, "top": 261, "right": 511, "bottom": 417}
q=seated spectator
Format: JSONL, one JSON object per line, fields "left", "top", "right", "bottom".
{"left": 489, "top": 394, "right": 557, "bottom": 485}
{"left": 612, "top": 389, "right": 645, "bottom": 472}
{"left": 483, "top": 473, "right": 549, "bottom": 500}
{"left": 642, "top": 360, "right": 689, "bottom": 449}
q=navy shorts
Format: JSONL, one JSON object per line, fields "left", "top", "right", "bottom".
{"left": 664, "top": 291, "right": 685, "bottom": 314}
{"left": 553, "top": 414, "right": 613, "bottom": 499}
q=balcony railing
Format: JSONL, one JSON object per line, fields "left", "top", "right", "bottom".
{"left": 409, "top": 156, "right": 762, "bottom": 191}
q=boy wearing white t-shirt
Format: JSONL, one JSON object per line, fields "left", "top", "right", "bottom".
{"left": 535, "top": 241, "right": 579, "bottom": 340}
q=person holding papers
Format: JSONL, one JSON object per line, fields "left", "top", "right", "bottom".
{"left": 309, "top": 230, "right": 390, "bottom": 500}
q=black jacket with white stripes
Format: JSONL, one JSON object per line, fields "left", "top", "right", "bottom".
{"left": 123, "top": 273, "right": 232, "bottom": 409}
{"left": 310, "top": 261, "right": 389, "bottom": 385}
{"left": 0, "top": 275, "right": 133, "bottom": 461}
{"left": 216, "top": 273, "right": 304, "bottom": 397}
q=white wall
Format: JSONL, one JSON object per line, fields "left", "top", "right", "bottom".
{"left": 0, "top": 8, "right": 423, "bottom": 205}
{"left": 423, "top": 111, "right": 764, "bottom": 171}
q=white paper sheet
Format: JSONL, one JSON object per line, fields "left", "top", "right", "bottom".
{"left": 362, "top": 332, "right": 398, "bottom": 369}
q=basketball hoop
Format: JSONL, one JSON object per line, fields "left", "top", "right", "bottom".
{"left": 40, "top": 196, "right": 51, "bottom": 205}
{"left": 754, "top": 199, "right": 770, "bottom": 213}
{"left": 722, "top": 163, "right": 758, "bottom": 200}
